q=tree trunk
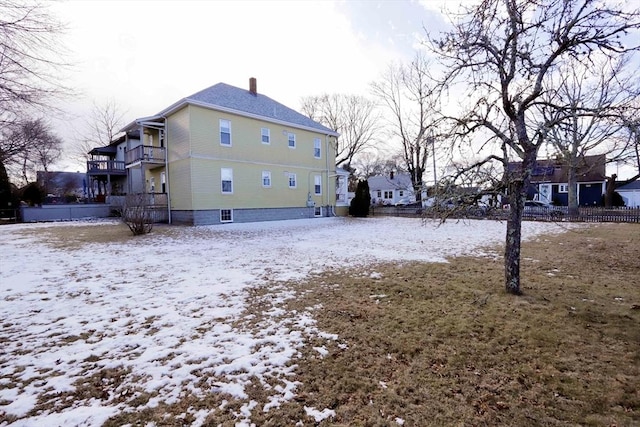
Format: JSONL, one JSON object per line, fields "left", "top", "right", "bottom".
{"left": 505, "top": 179, "right": 524, "bottom": 295}
{"left": 605, "top": 174, "right": 617, "bottom": 208}
{"left": 567, "top": 165, "right": 579, "bottom": 219}
{"left": 504, "top": 150, "right": 536, "bottom": 295}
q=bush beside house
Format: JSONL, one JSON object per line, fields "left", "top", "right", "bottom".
{"left": 349, "top": 180, "right": 371, "bottom": 217}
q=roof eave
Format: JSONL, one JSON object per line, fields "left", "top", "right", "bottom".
{"left": 160, "top": 99, "right": 339, "bottom": 137}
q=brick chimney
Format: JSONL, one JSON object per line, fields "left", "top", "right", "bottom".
{"left": 390, "top": 170, "right": 395, "bottom": 180}
{"left": 249, "top": 77, "right": 257, "bottom": 96}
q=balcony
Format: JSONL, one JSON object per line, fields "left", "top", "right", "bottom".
{"left": 126, "top": 145, "right": 166, "bottom": 166}
{"left": 87, "top": 160, "right": 127, "bottom": 176}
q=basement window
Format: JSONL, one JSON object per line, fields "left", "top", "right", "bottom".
{"left": 220, "top": 209, "right": 233, "bottom": 223}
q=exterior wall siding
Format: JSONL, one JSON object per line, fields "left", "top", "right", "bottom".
{"left": 178, "top": 105, "right": 336, "bottom": 212}
{"left": 167, "top": 107, "right": 193, "bottom": 210}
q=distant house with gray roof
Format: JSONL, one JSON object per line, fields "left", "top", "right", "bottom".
{"left": 87, "top": 78, "right": 343, "bottom": 224}
{"left": 368, "top": 172, "right": 415, "bottom": 205}
{"left": 617, "top": 180, "right": 640, "bottom": 207}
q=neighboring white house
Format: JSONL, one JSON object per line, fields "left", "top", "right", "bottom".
{"left": 617, "top": 181, "right": 640, "bottom": 207}
{"left": 335, "top": 167, "right": 351, "bottom": 215}
{"left": 368, "top": 172, "right": 415, "bottom": 205}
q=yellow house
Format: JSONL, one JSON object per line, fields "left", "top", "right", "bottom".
{"left": 104, "top": 78, "right": 341, "bottom": 225}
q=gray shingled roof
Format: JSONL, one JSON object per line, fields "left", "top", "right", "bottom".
{"left": 176, "top": 83, "right": 337, "bottom": 135}
{"left": 617, "top": 180, "right": 640, "bottom": 191}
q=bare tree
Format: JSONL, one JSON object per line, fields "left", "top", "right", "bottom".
{"left": 0, "top": 1, "right": 68, "bottom": 186}
{"left": 352, "top": 151, "right": 405, "bottom": 180}
{"left": 540, "top": 55, "right": 638, "bottom": 212}
{"left": 4, "top": 118, "right": 62, "bottom": 186}
{"left": 429, "top": 0, "right": 640, "bottom": 294}
{"left": 70, "top": 99, "right": 127, "bottom": 168}
{"left": 0, "top": 1, "right": 68, "bottom": 124}
{"left": 300, "top": 93, "right": 380, "bottom": 167}
{"left": 371, "top": 52, "right": 439, "bottom": 202}
{"left": 604, "top": 102, "right": 640, "bottom": 206}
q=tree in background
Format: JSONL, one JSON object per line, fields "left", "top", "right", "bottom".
{"left": 540, "top": 55, "right": 638, "bottom": 213}
{"left": 3, "top": 119, "right": 63, "bottom": 186}
{"left": 371, "top": 52, "right": 439, "bottom": 202}
{"left": 0, "top": 1, "right": 67, "bottom": 124}
{"left": 70, "top": 99, "right": 127, "bottom": 169}
{"left": 0, "top": 161, "right": 18, "bottom": 211}
{"left": 349, "top": 179, "right": 371, "bottom": 217}
{"left": 0, "top": 1, "right": 68, "bottom": 190}
{"left": 430, "top": 0, "right": 639, "bottom": 294}
{"left": 352, "top": 152, "right": 405, "bottom": 180}
{"left": 300, "top": 94, "right": 381, "bottom": 167}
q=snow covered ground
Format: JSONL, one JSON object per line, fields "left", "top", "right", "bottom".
{"left": 0, "top": 217, "right": 573, "bottom": 425}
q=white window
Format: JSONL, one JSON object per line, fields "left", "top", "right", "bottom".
{"left": 314, "top": 206, "right": 322, "bottom": 217}
{"left": 221, "top": 168, "right": 233, "bottom": 193}
{"left": 559, "top": 184, "right": 568, "bottom": 193}
{"left": 261, "top": 127, "right": 270, "bottom": 144}
{"left": 220, "top": 119, "right": 231, "bottom": 146}
{"left": 377, "top": 190, "right": 382, "bottom": 198}
{"left": 384, "top": 191, "right": 393, "bottom": 199}
{"left": 220, "top": 209, "right": 233, "bottom": 223}
{"left": 288, "top": 132, "right": 296, "bottom": 148}
{"left": 313, "top": 138, "right": 321, "bottom": 158}
{"left": 262, "top": 171, "right": 271, "bottom": 187}
{"left": 288, "top": 173, "right": 297, "bottom": 188}
{"left": 399, "top": 190, "right": 404, "bottom": 197}
{"left": 314, "top": 175, "right": 322, "bottom": 195}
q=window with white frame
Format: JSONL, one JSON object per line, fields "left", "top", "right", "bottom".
{"left": 221, "top": 168, "right": 233, "bottom": 193}
{"left": 220, "top": 209, "right": 233, "bottom": 223}
{"left": 559, "top": 184, "right": 568, "bottom": 193}
{"left": 384, "top": 191, "right": 393, "bottom": 199}
{"left": 220, "top": 119, "right": 231, "bottom": 146}
{"left": 288, "top": 173, "right": 297, "bottom": 188}
{"left": 261, "top": 127, "right": 270, "bottom": 144}
{"left": 314, "top": 175, "right": 322, "bottom": 195}
{"left": 377, "top": 190, "right": 382, "bottom": 198}
{"left": 262, "top": 171, "right": 271, "bottom": 187}
{"left": 313, "top": 138, "right": 321, "bottom": 158}
{"left": 399, "top": 190, "right": 404, "bottom": 197}
{"left": 288, "top": 132, "right": 296, "bottom": 148}
{"left": 314, "top": 206, "right": 322, "bottom": 217}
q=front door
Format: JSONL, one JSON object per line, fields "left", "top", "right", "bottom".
{"left": 538, "top": 184, "right": 551, "bottom": 203}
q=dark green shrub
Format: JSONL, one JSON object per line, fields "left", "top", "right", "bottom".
{"left": 21, "top": 182, "right": 45, "bottom": 206}
{"left": 349, "top": 179, "right": 371, "bottom": 217}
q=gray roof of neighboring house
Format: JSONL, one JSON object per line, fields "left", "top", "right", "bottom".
{"left": 368, "top": 174, "right": 413, "bottom": 191}
{"left": 617, "top": 180, "right": 640, "bottom": 191}
{"left": 124, "top": 82, "right": 338, "bottom": 136}
{"left": 508, "top": 154, "right": 607, "bottom": 183}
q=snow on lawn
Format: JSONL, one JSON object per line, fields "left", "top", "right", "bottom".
{"left": 0, "top": 216, "right": 571, "bottom": 425}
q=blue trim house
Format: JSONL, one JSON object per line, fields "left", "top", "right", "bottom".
{"left": 510, "top": 155, "right": 607, "bottom": 206}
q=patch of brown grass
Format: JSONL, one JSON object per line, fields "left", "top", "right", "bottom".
{"left": 17, "top": 221, "right": 182, "bottom": 250}
{"left": 259, "top": 223, "right": 640, "bottom": 426}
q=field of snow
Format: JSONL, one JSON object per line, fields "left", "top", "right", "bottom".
{"left": 0, "top": 217, "right": 572, "bottom": 425}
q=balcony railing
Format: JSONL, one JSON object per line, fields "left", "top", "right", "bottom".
{"left": 87, "top": 160, "right": 127, "bottom": 175}
{"left": 125, "top": 145, "right": 166, "bottom": 166}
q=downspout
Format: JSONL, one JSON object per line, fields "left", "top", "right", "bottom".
{"left": 163, "top": 116, "right": 172, "bottom": 224}
{"left": 325, "top": 134, "right": 330, "bottom": 216}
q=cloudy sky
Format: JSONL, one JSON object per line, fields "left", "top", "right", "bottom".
{"left": 48, "top": 0, "right": 637, "bottom": 179}
{"left": 51, "top": 0, "right": 456, "bottom": 171}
